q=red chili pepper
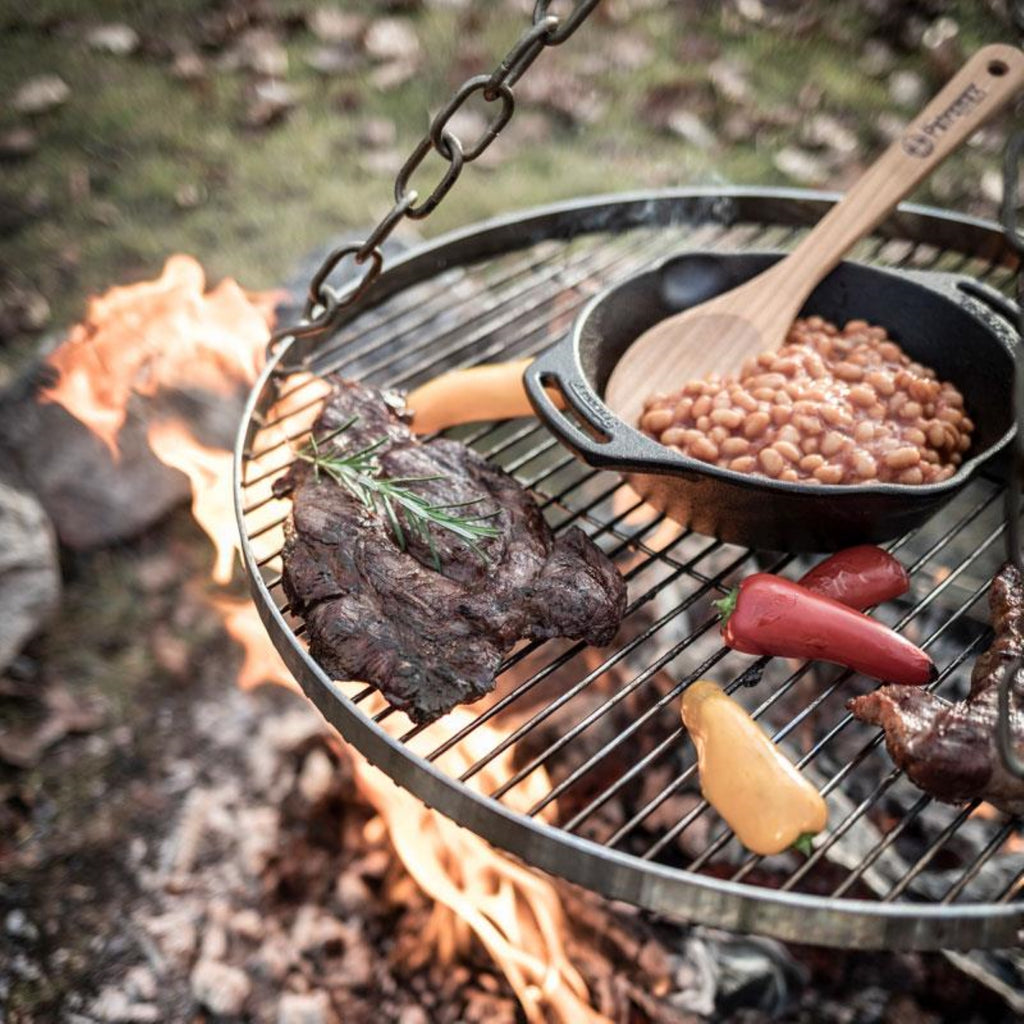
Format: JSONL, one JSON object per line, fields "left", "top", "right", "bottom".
{"left": 799, "top": 545, "right": 909, "bottom": 611}
{"left": 716, "top": 574, "right": 936, "bottom": 686}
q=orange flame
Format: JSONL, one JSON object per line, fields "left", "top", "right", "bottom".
{"left": 211, "top": 595, "right": 301, "bottom": 695}
{"left": 42, "top": 255, "right": 279, "bottom": 455}
{"left": 352, "top": 713, "right": 611, "bottom": 1024}
{"left": 147, "top": 421, "right": 239, "bottom": 584}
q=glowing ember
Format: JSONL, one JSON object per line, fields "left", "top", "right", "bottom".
{"left": 41, "top": 255, "right": 279, "bottom": 455}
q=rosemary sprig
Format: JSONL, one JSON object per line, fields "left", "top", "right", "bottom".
{"left": 296, "top": 417, "right": 502, "bottom": 570}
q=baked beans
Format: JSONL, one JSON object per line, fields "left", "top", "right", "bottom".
{"left": 639, "top": 317, "right": 972, "bottom": 485}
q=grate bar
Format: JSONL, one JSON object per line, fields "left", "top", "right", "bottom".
{"left": 942, "top": 818, "right": 1020, "bottom": 904}
{"left": 237, "top": 194, "right": 1024, "bottom": 950}
{"left": 884, "top": 801, "right": 980, "bottom": 901}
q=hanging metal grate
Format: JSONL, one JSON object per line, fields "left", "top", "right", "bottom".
{"left": 235, "top": 188, "right": 1023, "bottom": 951}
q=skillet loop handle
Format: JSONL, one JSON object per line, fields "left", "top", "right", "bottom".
{"left": 523, "top": 343, "right": 618, "bottom": 467}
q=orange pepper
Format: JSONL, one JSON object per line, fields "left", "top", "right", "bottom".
{"left": 681, "top": 681, "right": 827, "bottom": 856}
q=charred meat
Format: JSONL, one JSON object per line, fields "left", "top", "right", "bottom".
{"left": 848, "top": 562, "right": 1024, "bottom": 816}
{"left": 273, "top": 377, "right": 627, "bottom": 724}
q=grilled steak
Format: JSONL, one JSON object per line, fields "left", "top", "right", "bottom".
{"left": 273, "top": 377, "right": 626, "bottom": 724}
{"left": 848, "top": 562, "right": 1024, "bottom": 815}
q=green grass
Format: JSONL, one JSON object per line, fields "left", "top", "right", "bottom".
{"left": 0, "top": 1, "right": 1012, "bottom": 374}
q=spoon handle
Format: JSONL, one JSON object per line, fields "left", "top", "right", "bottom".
{"left": 777, "top": 43, "right": 1024, "bottom": 290}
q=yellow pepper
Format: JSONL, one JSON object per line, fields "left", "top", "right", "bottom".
{"left": 681, "top": 680, "right": 828, "bottom": 856}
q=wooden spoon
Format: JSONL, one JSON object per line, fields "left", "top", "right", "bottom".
{"left": 605, "top": 43, "right": 1024, "bottom": 430}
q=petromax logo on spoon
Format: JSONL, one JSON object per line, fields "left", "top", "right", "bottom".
{"left": 901, "top": 82, "right": 987, "bottom": 158}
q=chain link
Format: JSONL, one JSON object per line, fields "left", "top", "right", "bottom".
{"left": 267, "top": 1, "right": 601, "bottom": 363}
{"left": 533, "top": 0, "right": 602, "bottom": 45}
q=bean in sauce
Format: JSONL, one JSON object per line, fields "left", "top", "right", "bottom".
{"left": 639, "top": 317, "right": 972, "bottom": 485}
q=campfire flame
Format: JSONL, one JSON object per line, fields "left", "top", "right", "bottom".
{"left": 47, "top": 258, "right": 608, "bottom": 1022}
{"left": 41, "top": 255, "right": 278, "bottom": 456}
{"left": 147, "top": 422, "right": 239, "bottom": 585}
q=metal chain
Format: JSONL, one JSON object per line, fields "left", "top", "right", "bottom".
{"left": 267, "top": 0, "right": 602, "bottom": 362}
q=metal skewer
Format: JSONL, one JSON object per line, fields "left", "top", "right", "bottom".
{"left": 998, "top": 129, "right": 1024, "bottom": 779}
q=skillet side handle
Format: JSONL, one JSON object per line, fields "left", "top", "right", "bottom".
{"left": 956, "top": 278, "right": 1021, "bottom": 332}
{"left": 523, "top": 343, "right": 622, "bottom": 468}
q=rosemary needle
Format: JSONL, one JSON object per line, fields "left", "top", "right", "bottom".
{"left": 296, "top": 418, "right": 502, "bottom": 570}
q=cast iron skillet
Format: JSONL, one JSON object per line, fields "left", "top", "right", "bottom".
{"left": 523, "top": 251, "right": 1017, "bottom": 552}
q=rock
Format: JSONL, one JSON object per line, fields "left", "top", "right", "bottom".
{"left": 190, "top": 960, "right": 251, "bottom": 1016}
{"left": 124, "top": 966, "right": 157, "bottom": 1002}
{"left": 398, "top": 1008, "right": 429, "bottom": 1024}
{"left": 369, "top": 60, "right": 420, "bottom": 91}
{"left": 364, "top": 18, "right": 421, "bottom": 62}
{"left": 278, "top": 991, "right": 331, "bottom": 1024}
{"left": 255, "top": 932, "right": 295, "bottom": 981}
{"left": 86, "top": 24, "right": 140, "bottom": 56}
{"left": 0, "top": 382, "right": 191, "bottom": 549}
{"left": 141, "top": 909, "right": 198, "bottom": 966}
{"left": 0, "top": 454, "right": 59, "bottom": 672}
{"left": 229, "top": 908, "right": 264, "bottom": 941}
{"left": 802, "top": 113, "right": 858, "bottom": 157}
{"left": 335, "top": 870, "right": 373, "bottom": 912}
{"left": 980, "top": 168, "right": 1004, "bottom": 207}
{"left": 0, "top": 127, "right": 38, "bottom": 160}
{"left": 5, "top": 909, "right": 38, "bottom": 941}
{"left": 888, "top": 70, "right": 926, "bottom": 110}
{"left": 922, "top": 17, "right": 962, "bottom": 78}
{"left": 357, "top": 116, "right": 396, "bottom": 149}
{"left": 10, "top": 75, "right": 70, "bottom": 115}
{"left": 291, "top": 905, "right": 349, "bottom": 954}
{"left": 172, "top": 182, "right": 203, "bottom": 209}
{"left": 90, "top": 986, "right": 160, "bottom": 1022}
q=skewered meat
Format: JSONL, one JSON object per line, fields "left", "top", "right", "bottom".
{"left": 273, "top": 377, "right": 626, "bottom": 724}
{"left": 848, "top": 562, "right": 1024, "bottom": 815}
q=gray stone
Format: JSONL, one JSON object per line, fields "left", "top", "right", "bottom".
{"left": 0, "top": 452, "right": 59, "bottom": 670}
{"left": 0, "top": 368, "right": 245, "bottom": 550}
